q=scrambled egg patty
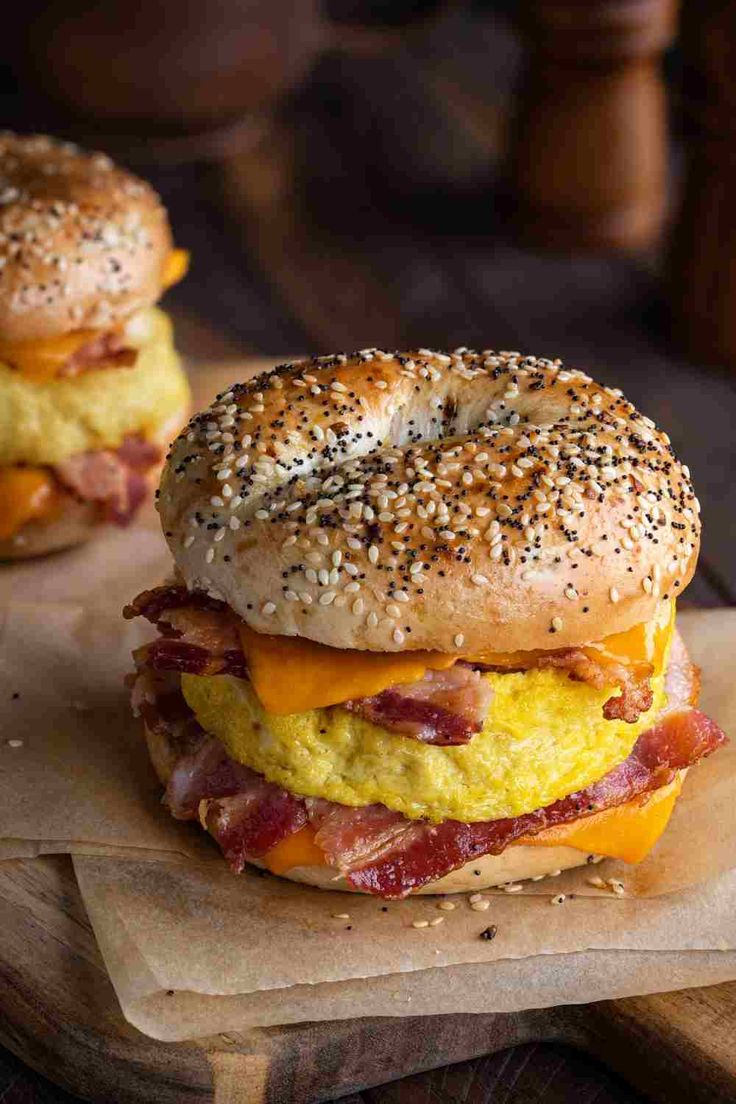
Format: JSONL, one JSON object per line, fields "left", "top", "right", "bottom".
{"left": 0, "top": 309, "right": 189, "bottom": 465}
{"left": 182, "top": 658, "right": 669, "bottom": 823}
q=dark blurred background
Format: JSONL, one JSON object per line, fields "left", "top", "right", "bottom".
{"left": 1, "top": 0, "right": 720, "bottom": 363}
{"left": 2, "top": 5, "right": 736, "bottom": 1102}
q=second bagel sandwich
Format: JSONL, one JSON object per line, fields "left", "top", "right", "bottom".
{"left": 0, "top": 133, "right": 191, "bottom": 558}
{"left": 126, "top": 348, "right": 726, "bottom": 897}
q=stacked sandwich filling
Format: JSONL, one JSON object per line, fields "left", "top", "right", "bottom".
{"left": 129, "top": 346, "right": 728, "bottom": 897}
{"left": 0, "top": 304, "right": 189, "bottom": 541}
{"left": 0, "top": 134, "right": 191, "bottom": 552}
{"left": 127, "top": 585, "right": 725, "bottom": 898}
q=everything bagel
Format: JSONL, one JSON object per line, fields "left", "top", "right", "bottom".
{"left": 159, "top": 348, "right": 699, "bottom": 654}
{"left": 0, "top": 133, "right": 190, "bottom": 558}
{"left": 0, "top": 132, "right": 172, "bottom": 342}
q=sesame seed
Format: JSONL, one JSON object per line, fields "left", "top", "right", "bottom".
{"left": 412, "top": 919, "right": 430, "bottom": 929}
{"left": 262, "top": 602, "right": 276, "bottom": 616}
{"left": 470, "top": 900, "right": 490, "bottom": 912}
{"left": 454, "top": 633, "right": 464, "bottom": 648}
{"left": 437, "top": 900, "right": 456, "bottom": 911}
{"left": 550, "top": 895, "right": 566, "bottom": 906}
{"left": 551, "top": 616, "right": 563, "bottom": 632}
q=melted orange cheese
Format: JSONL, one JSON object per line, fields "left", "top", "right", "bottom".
{"left": 239, "top": 625, "right": 455, "bottom": 714}
{"left": 520, "top": 774, "right": 682, "bottom": 863}
{"left": 0, "top": 468, "right": 58, "bottom": 540}
{"left": 162, "top": 248, "right": 189, "bottom": 289}
{"left": 260, "top": 779, "right": 682, "bottom": 875}
{"left": 0, "top": 329, "right": 106, "bottom": 381}
{"left": 263, "top": 825, "right": 327, "bottom": 874}
{"left": 238, "top": 604, "right": 673, "bottom": 717}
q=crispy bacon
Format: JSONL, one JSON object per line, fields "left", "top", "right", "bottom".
{"left": 312, "top": 708, "right": 726, "bottom": 897}
{"left": 344, "top": 667, "right": 494, "bottom": 745}
{"left": 165, "top": 737, "right": 261, "bottom": 820}
{"left": 124, "top": 585, "right": 228, "bottom": 625}
{"left": 471, "top": 648, "right": 654, "bottom": 724}
{"left": 135, "top": 631, "right": 726, "bottom": 897}
{"left": 126, "top": 584, "right": 657, "bottom": 732}
{"left": 125, "top": 586, "right": 247, "bottom": 677}
{"left": 60, "top": 330, "right": 137, "bottom": 377}
{"left": 202, "top": 787, "right": 308, "bottom": 870}
{"left": 54, "top": 435, "right": 161, "bottom": 525}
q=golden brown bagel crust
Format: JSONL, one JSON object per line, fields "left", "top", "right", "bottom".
{"left": 0, "top": 133, "right": 172, "bottom": 341}
{"left": 159, "top": 349, "right": 700, "bottom": 654}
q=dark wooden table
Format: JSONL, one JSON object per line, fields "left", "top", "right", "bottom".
{"left": 2, "top": 9, "right": 735, "bottom": 1100}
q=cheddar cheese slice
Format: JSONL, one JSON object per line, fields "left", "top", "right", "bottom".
{"left": 0, "top": 468, "right": 58, "bottom": 539}
{"left": 261, "top": 777, "right": 682, "bottom": 876}
{"left": 239, "top": 603, "right": 674, "bottom": 716}
{"left": 239, "top": 624, "right": 455, "bottom": 714}
{"left": 520, "top": 774, "right": 682, "bottom": 863}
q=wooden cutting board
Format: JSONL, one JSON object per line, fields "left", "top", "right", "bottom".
{"left": 1, "top": 854, "right": 735, "bottom": 1104}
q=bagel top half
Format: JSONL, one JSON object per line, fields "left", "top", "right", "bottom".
{"left": 158, "top": 348, "right": 700, "bottom": 655}
{"left": 0, "top": 132, "right": 173, "bottom": 342}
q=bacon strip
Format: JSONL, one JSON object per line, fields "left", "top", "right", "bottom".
{"left": 202, "top": 787, "right": 308, "bottom": 871}
{"left": 471, "top": 649, "right": 654, "bottom": 724}
{"left": 330, "top": 709, "right": 725, "bottom": 896}
{"left": 134, "top": 641, "right": 725, "bottom": 897}
{"left": 125, "top": 584, "right": 656, "bottom": 733}
{"left": 343, "top": 667, "right": 494, "bottom": 745}
{"left": 60, "top": 330, "right": 137, "bottom": 377}
{"left": 55, "top": 435, "right": 161, "bottom": 525}
{"left": 165, "top": 738, "right": 261, "bottom": 820}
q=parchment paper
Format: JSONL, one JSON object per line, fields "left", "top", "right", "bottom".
{"left": 0, "top": 592, "right": 734, "bottom": 1038}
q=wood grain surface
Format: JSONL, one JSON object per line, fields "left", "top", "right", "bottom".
{"left": 1, "top": 855, "right": 736, "bottom": 1104}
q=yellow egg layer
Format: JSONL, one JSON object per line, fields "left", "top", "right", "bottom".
{"left": 181, "top": 623, "right": 671, "bottom": 824}
{"left": 0, "top": 308, "right": 190, "bottom": 466}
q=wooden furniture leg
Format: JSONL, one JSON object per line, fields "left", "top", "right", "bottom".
{"left": 668, "top": 1, "right": 736, "bottom": 370}
{"left": 512, "top": 0, "right": 677, "bottom": 253}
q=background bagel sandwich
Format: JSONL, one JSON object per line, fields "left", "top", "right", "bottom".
{"left": 126, "top": 348, "right": 727, "bottom": 898}
{"left": 0, "top": 132, "right": 191, "bottom": 559}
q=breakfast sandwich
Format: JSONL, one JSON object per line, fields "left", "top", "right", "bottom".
{"left": 126, "top": 348, "right": 726, "bottom": 897}
{"left": 0, "top": 132, "right": 190, "bottom": 558}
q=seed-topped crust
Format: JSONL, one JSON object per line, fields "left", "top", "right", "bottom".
{"left": 158, "top": 348, "right": 700, "bottom": 654}
{"left": 0, "top": 133, "right": 172, "bottom": 341}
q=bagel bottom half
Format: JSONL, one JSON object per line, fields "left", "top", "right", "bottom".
{"left": 0, "top": 406, "right": 188, "bottom": 561}
{"left": 142, "top": 718, "right": 636, "bottom": 895}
